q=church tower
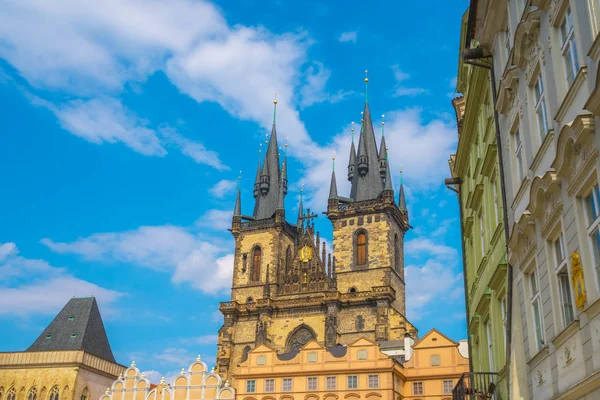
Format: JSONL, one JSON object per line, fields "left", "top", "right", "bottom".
{"left": 217, "top": 85, "right": 416, "bottom": 383}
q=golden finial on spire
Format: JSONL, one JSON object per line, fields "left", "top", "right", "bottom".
{"left": 364, "top": 69, "right": 369, "bottom": 83}
{"left": 274, "top": 92, "right": 278, "bottom": 105}
{"left": 382, "top": 114, "right": 385, "bottom": 125}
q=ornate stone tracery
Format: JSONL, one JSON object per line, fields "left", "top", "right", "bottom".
{"left": 285, "top": 325, "right": 317, "bottom": 352}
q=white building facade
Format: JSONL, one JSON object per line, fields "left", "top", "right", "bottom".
{"left": 469, "top": 0, "right": 600, "bottom": 398}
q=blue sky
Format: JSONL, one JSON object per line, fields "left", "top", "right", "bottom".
{"left": 1, "top": 0, "right": 468, "bottom": 381}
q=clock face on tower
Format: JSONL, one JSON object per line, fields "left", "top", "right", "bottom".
{"left": 299, "top": 245, "right": 312, "bottom": 262}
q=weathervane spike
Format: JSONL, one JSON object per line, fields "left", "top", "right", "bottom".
{"left": 364, "top": 70, "right": 369, "bottom": 103}
{"left": 381, "top": 114, "right": 385, "bottom": 136}
{"left": 332, "top": 151, "right": 336, "bottom": 172}
{"left": 273, "top": 92, "right": 278, "bottom": 125}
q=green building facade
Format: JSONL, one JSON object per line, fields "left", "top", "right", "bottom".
{"left": 448, "top": 10, "right": 508, "bottom": 400}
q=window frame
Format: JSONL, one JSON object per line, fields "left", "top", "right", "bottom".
{"left": 356, "top": 231, "right": 367, "bottom": 266}
{"left": 443, "top": 379, "right": 454, "bottom": 394}
{"left": 264, "top": 379, "right": 275, "bottom": 393}
{"left": 529, "top": 268, "right": 545, "bottom": 352}
{"left": 282, "top": 378, "right": 293, "bottom": 392}
{"left": 326, "top": 376, "right": 337, "bottom": 391}
{"left": 584, "top": 184, "right": 600, "bottom": 289}
{"left": 307, "top": 377, "right": 318, "bottom": 391}
{"left": 553, "top": 233, "right": 575, "bottom": 327}
{"left": 559, "top": 7, "right": 580, "bottom": 88}
{"left": 513, "top": 128, "right": 525, "bottom": 183}
{"left": 246, "top": 380, "right": 256, "bottom": 393}
{"left": 532, "top": 73, "right": 549, "bottom": 141}
{"left": 368, "top": 374, "right": 379, "bottom": 389}
{"left": 251, "top": 246, "right": 262, "bottom": 282}
{"left": 347, "top": 375, "right": 358, "bottom": 390}
{"left": 413, "top": 381, "right": 424, "bottom": 396}
{"left": 492, "top": 174, "right": 500, "bottom": 227}
{"left": 486, "top": 319, "right": 494, "bottom": 372}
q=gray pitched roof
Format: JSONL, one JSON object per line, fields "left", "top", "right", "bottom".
{"left": 253, "top": 123, "right": 285, "bottom": 219}
{"left": 398, "top": 183, "right": 407, "bottom": 211}
{"left": 233, "top": 185, "right": 242, "bottom": 216}
{"left": 328, "top": 170, "right": 338, "bottom": 199}
{"left": 27, "top": 297, "right": 116, "bottom": 363}
{"left": 349, "top": 102, "right": 384, "bottom": 201}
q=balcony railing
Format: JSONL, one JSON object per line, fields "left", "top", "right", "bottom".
{"left": 452, "top": 372, "right": 499, "bottom": 400}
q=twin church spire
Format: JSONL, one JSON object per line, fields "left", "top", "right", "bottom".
{"left": 234, "top": 74, "right": 407, "bottom": 224}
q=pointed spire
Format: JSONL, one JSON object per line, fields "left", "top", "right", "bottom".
{"left": 384, "top": 162, "right": 393, "bottom": 191}
{"left": 273, "top": 93, "right": 277, "bottom": 125}
{"left": 329, "top": 154, "right": 338, "bottom": 199}
{"left": 277, "top": 164, "right": 285, "bottom": 211}
{"left": 234, "top": 171, "right": 242, "bottom": 216}
{"left": 379, "top": 115, "right": 387, "bottom": 161}
{"left": 398, "top": 169, "right": 407, "bottom": 211}
{"left": 348, "top": 122, "right": 357, "bottom": 182}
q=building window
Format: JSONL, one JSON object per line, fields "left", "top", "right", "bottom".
{"left": 282, "top": 378, "right": 293, "bottom": 392}
{"left": 80, "top": 388, "right": 88, "bottom": 400}
{"left": 530, "top": 268, "right": 545, "bottom": 351}
{"left": 7, "top": 389, "right": 16, "bottom": 400}
{"left": 501, "top": 295, "right": 508, "bottom": 351}
{"left": 492, "top": 175, "right": 500, "bottom": 227}
{"left": 358, "top": 349, "right": 368, "bottom": 360}
{"left": 307, "top": 352, "right": 317, "bottom": 363}
{"left": 443, "top": 380, "right": 454, "bottom": 394}
{"left": 257, "top": 355, "right": 266, "bottom": 365}
{"left": 286, "top": 246, "right": 292, "bottom": 272}
{"left": 307, "top": 377, "right": 318, "bottom": 391}
{"left": 554, "top": 233, "right": 574, "bottom": 326}
{"left": 533, "top": 74, "right": 549, "bottom": 140}
{"left": 486, "top": 320, "right": 494, "bottom": 372}
{"left": 368, "top": 375, "right": 379, "bottom": 389}
{"left": 413, "top": 382, "right": 424, "bottom": 395}
{"left": 347, "top": 376, "right": 358, "bottom": 389}
{"left": 584, "top": 184, "right": 600, "bottom": 286}
{"left": 479, "top": 212, "right": 486, "bottom": 257}
{"left": 251, "top": 246, "right": 261, "bottom": 282}
{"left": 246, "top": 380, "right": 256, "bottom": 393}
{"left": 560, "top": 7, "right": 580, "bottom": 87}
{"left": 264, "top": 379, "right": 274, "bottom": 393}
{"left": 356, "top": 316, "right": 364, "bottom": 331}
{"left": 49, "top": 387, "right": 59, "bottom": 400}
{"left": 356, "top": 232, "right": 367, "bottom": 265}
{"left": 326, "top": 376, "right": 337, "bottom": 391}
{"left": 430, "top": 354, "right": 440, "bottom": 366}
{"left": 513, "top": 129, "right": 525, "bottom": 182}
{"left": 27, "top": 388, "right": 37, "bottom": 400}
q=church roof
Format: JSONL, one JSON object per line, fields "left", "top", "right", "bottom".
{"left": 27, "top": 297, "right": 117, "bottom": 363}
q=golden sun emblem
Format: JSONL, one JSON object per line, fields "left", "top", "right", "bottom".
{"left": 299, "top": 245, "right": 312, "bottom": 262}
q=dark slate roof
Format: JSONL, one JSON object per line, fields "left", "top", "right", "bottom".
{"left": 398, "top": 184, "right": 407, "bottom": 211}
{"left": 27, "top": 297, "right": 116, "bottom": 363}
{"left": 253, "top": 122, "right": 285, "bottom": 220}
{"left": 233, "top": 186, "right": 242, "bottom": 216}
{"left": 378, "top": 339, "right": 405, "bottom": 350}
{"left": 276, "top": 350, "right": 299, "bottom": 361}
{"left": 326, "top": 344, "right": 347, "bottom": 358}
{"left": 328, "top": 170, "right": 338, "bottom": 199}
{"left": 349, "top": 102, "right": 384, "bottom": 201}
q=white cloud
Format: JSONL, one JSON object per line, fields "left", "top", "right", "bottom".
{"left": 41, "top": 225, "right": 233, "bottom": 295}
{"left": 405, "top": 258, "right": 463, "bottom": 320}
{"left": 209, "top": 180, "right": 237, "bottom": 199}
{"left": 299, "top": 62, "right": 356, "bottom": 108}
{"left": 182, "top": 335, "right": 218, "bottom": 345}
{"left": 0, "top": 0, "right": 322, "bottom": 166}
{"left": 299, "top": 108, "right": 457, "bottom": 209}
{"left": 0, "top": 242, "right": 124, "bottom": 316}
{"left": 160, "top": 126, "right": 228, "bottom": 170}
{"left": 338, "top": 31, "right": 358, "bottom": 43}
{"left": 196, "top": 209, "right": 233, "bottom": 231}
{"left": 405, "top": 237, "right": 458, "bottom": 259}
{"left": 391, "top": 65, "right": 429, "bottom": 97}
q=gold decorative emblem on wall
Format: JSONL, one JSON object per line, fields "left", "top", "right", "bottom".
{"left": 299, "top": 245, "right": 312, "bottom": 262}
{"left": 571, "top": 252, "right": 587, "bottom": 311}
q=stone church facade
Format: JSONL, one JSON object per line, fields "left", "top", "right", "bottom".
{"left": 216, "top": 94, "right": 417, "bottom": 382}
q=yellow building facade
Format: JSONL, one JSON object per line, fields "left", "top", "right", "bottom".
{"left": 0, "top": 298, "right": 124, "bottom": 400}
{"left": 233, "top": 330, "right": 468, "bottom": 400}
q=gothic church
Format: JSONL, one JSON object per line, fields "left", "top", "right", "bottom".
{"left": 216, "top": 90, "right": 417, "bottom": 382}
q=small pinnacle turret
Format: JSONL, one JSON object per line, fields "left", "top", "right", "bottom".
{"left": 234, "top": 176, "right": 242, "bottom": 216}
{"left": 329, "top": 158, "right": 338, "bottom": 199}
{"left": 398, "top": 170, "right": 407, "bottom": 211}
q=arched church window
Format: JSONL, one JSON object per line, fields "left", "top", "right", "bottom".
{"left": 49, "top": 387, "right": 59, "bottom": 400}
{"left": 27, "top": 388, "right": 36, "bottom": 400}
{"left": 80, "top": 388, "right": 88, "bottom": 400}
{"left": 251, "top": 246, "right": 261, "bottom": 282}
{"left": 285, "top": 246, "right": 292, "bottom": 272}
{"left": 7, "top": 388, "right": 16, "bottom": 400}
{"left": 356, "top": 316, "right": 364, "bottom": 331}
{"left": 394, "top": 234, "right": 400, "bottom": 273}
{"left": 356, "top": 232, "right": 367, "bottom": 265}
{"left": 286, "top": 325, "right": 316, "bottom": 352}
{"left": 242, "top": 345, "right": 251, "bottom": 362}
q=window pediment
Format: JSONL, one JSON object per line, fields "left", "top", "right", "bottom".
{"left": 497, "top": 67, "right": 519, "bottom": 115}
{"left": 527, "top": 171, "right": 563, "bottom": 238}
{"left": 508, "top": 212, "right": 536, "bottom": 266}
{"left": 513, "top": 10, "right": 543, "bottom": 69}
